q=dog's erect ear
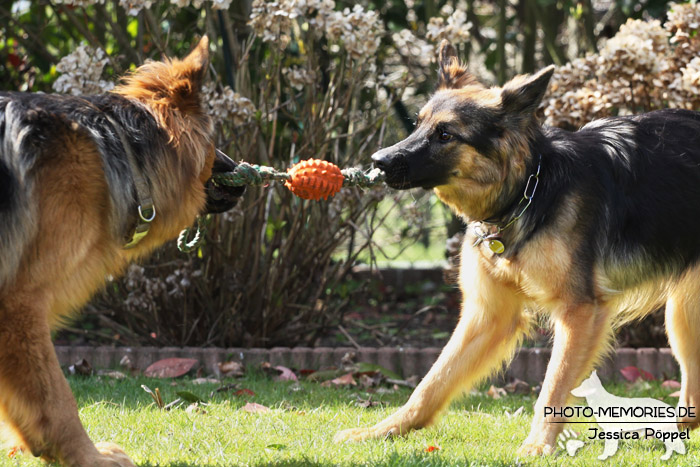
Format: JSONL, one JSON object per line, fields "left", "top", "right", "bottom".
{"left": 500, "top": 65, "right": 554, "bottom": 116}
{"left": 183, "top": 35, "right": 210, "bottom": 86}
{"left": 166, "top": 36, "right": 209, "bottom": 113}
{"left": 437, "top": 40, "right": 477, "bottom": 89}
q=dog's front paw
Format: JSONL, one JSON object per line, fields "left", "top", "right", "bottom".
{"left": 335, "top": 413, "right": 420, "bottom": 443}
{"left": 94, "top": 442, "right": 136, "bottom": 467}
{"left": 334, "top": 423, "right": 403, "bottom": 443}
{"left": 517, "top": 442, "right": 554, "bottom": 456}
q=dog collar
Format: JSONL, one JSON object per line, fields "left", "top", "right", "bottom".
{"left": 104, "top": 114, "right": 156, "bottom": 249}
{"left": 471, "top": 154, "right": 541, "bottom": 254}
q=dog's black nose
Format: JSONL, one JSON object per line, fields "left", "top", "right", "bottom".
{"left": 371, "top": 148, "right": 392, "bottom": 172}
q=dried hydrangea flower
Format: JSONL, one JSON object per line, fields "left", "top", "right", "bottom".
{"left": 53, "top": 45, "right": 114, "bottom": 95}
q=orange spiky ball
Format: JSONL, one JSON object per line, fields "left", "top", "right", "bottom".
{"left": 285, "top": 159, "right": 344, "bottom": 200}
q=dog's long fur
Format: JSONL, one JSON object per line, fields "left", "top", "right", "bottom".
{"left": 0, "top": 37, "right": 241, "bottom": 465}
{"left": 335, "top": 40, "right": 700, "bottom": 456}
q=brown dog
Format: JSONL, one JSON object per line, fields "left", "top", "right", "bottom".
{"left": 0, "top": 37, "right": 242, "bottom": 465}
{"left": 335, "top": 40, "right": 700, "bottom": 455}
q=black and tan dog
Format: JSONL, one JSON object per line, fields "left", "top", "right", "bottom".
{"left": 336, "top": 40, "right": 700, "bottom": 455}
{"left": 0, "top": 37, "right": 242, "bottom": 465}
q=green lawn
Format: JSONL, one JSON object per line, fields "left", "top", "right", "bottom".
{"left": 8, "top": 373, "right": 699, "bottom": 466}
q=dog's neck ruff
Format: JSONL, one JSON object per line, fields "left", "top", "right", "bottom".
{"left": 74, "top": 96, "right": 155, "bottom": 248}
{"left": 104, "top": 114, "right": 156, "bottom": 249}
{"left": 470, "top": 154, "right": 542, "bottom": 255}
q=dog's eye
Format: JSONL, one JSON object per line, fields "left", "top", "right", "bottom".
{"left": 438, "top": 130, "right": 453, "bottom": 142}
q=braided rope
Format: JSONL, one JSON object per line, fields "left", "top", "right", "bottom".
{"left": 177, "top": 216, "right": 205, "bottom": 253}
{"left": 340, "top": 167, "right": 386, "bottom": 188}
{"left": 211, "top": 162, "right": 385, "bottom": 188}
{"left": 212, "top": 162, "right": 290, "bottom": 187}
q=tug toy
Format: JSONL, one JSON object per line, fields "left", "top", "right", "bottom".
{"left": 211, "top": 158, "right": 385, "bottom": 200}
{"left": 177, "top": 159, "right": 386, "bottom": 252}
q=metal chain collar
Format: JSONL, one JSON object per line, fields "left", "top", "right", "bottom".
{"left": 472, "top": 154, "right": 542, "bottom": 254}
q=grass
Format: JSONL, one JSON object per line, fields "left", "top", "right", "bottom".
{"left": 7, "top": 373, "right": 700, "bottom": 466}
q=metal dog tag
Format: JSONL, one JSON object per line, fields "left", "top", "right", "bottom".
{"left": 489, "top": 239, "right": 505, "bottom": 254}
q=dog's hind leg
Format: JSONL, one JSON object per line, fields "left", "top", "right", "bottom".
{"left": 518, "top": 302, "right": 613, "bottom": 456}
{"left": 335, "top": 256, "right": 528, "bottom": 442}
{"left": 0, "top": 293, "right": 133, "bottom": 466}
{"left": 666, "top": 270, "right": 700, "bottom": 429}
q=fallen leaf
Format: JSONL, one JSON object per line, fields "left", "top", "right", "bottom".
{"left": 356, "top": 398, "right": 381, "bottom": 409}
{"left": 425, "top": 445, "right": 440, "bottom": 452}
{"left": 505, "top": 379, "right": 530, "bottom": 395}
{"left": 324, "top": 373, "right": 356, "bottom": 387}
{"left": 487, "top": 385, "right": 507, "bottom": 400}
{"left": 185, "top": 403, "right": 207, "bottom": 415}
{"left": 241, "top": 402, "right": 270, "bottom": 413}
{"left": 620, "top": 366, "right": 655, "bottom": 382}
{"left": 235, "top": 388, "right": 255, "bottom": 397}
{"left": 358, "top": 372, "right": 383, "bottom": 389}
{"left": 662, "top": 380, "right": 681, "bottom": 389}
{"left": 299, "top": 369, "right": 316, "bottom": 376}
{"left": 176, "top": 390, "right": 205, "bottom": 404}
{"left": 669, "top": 391, "right": 681, "bottom": 398}
{"left": 340, "top": 352, "right": 356, "bottom": 368}
{"left": 274, "top": 365, "right": 298, "bottom": 382}
{"left": 68, "top": 359, "right": 92, "bottom": 376}
{"left": 192, "top": 377, "right": 220, "bottom": 385}
{"left": 119, "top": 355, "right": 135, "bottom": 371}
{"left": 96, "top": 370, "right": 126, "bottom": 379}
{"left": 217, "top": 361, "right": 245, "bottom": 377}
{"left": 144, "top": 358, "right": 198, "bottom": 378}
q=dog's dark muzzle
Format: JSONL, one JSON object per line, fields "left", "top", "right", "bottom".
{"left": 372, "top": 151, "right": 412, "bottom": 189}
{"left": 204, "top": 149, "right": 245, "bottom": 213}
{"left": 371, "top": 139, "right": 446, "bottom": 190}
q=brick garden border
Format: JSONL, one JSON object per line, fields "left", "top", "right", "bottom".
{"left": 55, "top": 346, "right": 679, "bottom": 384}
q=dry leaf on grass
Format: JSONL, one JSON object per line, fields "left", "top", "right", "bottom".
{"left": 662, "top": 380, "right": 681, "bottom": 389}
{"left": 274, "top": 365, "right": 298, "bottom": 382}
{"left": 96, "top": 369, "right": 126, "bottom": 379}
{"left": 185, "top": 403, "right": 207, "bottom": 415}
{"left": 217, "top": 361, "right": 245, "bottom": 377}
{"left": 241, "top": 402, "right": 270, "bottom": 413}
{"left": 68, "top": 359, "right": 92, "bottom": 376}
{"left": 505, "top": 379, "right": 530, "bottom": 395}
{"left": 620, "top": 366, "right": 655, "bottom": 382}
{"left": 321, "top": 373, "right": 356, "bottom": 387}
{"left": 144, "top": 358, "right": 198, "bottom": 378}
{"left": 192, "top": 377, "right": 220, "bottom": 385}
{"left": 487, "top": 385, "right": 507, "bottom": 400}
